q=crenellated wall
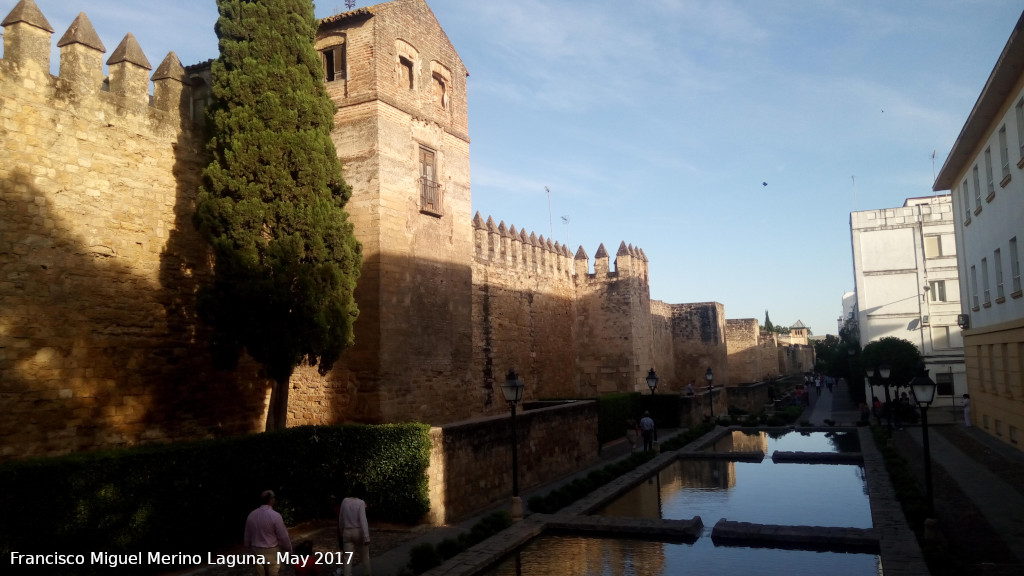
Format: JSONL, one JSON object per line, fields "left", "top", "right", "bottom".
{"left": 0, "top": 3, "right": 270, "bottom": 460}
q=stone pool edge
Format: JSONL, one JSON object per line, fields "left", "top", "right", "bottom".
{"left": 419, "top": 426, "right": 931, "bottom": 576}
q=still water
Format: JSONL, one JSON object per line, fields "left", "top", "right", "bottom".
{"left": 597, "top": 458, "right": 871, "bottom": 528}
{"left": 708, "top": 430, "right": 861, "bottom": 454}
{"left": 480, "top": 534, "right": 881, "bottom": 576}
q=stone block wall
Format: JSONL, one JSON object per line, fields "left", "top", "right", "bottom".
{"left": 758, "top": 331, "right": 781, "bottom": 381}
{"left": 426, "top": 400, "right": 599, "bottom": 524}
{"left": 726, "top": 319, "right": 761, "bottom": 384}
{"left": 0, "top": 8, "right": 269, "bottom": 461}
{"left": 470, "top": 216, "right": 577, "bottom": 414}
{"left": 667, "top": 302, "right": 728, "bottom": 385}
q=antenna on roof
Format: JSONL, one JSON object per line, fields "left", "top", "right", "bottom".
{"left": 561, "top": 215, "right": 570, "bottom": 249}
{"left": 931, "top": 150, "right": 937, "bottom": 195}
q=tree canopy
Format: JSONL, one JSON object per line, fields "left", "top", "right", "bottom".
{"left": 194, "top": 0, "right": 361, "bottom": 430}
{"left": 861, "top": 337, "right": 922, "bottom": 390}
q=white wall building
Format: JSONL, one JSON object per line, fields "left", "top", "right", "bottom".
{"left": 933, "top": 11, "right": 1024, "bottom": 451}
{"left": 849, "top": 195, "right": 966, "bottom": 406}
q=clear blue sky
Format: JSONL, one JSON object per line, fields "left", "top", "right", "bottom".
{"left": 9, "top": 0, "right": 1022, "bottom": 337}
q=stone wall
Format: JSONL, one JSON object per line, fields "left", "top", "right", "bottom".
{"left": 427, "top": 400, "right": 599, "bottom": 524}
{"left": 758, "top": 331, "right": 780, "bottom": 381}
{"left": 726, "top": 319, "right": 760, "bottom": 384}
{"left": 0, "top": 7, "right": 269, "bottom": 460}
{"left": 667, "top": 302, "right": 729, "bottom": 385}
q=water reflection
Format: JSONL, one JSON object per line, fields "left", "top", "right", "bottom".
{"left": 709, "top": 430, "right": 861, "bottom": 454}
{"left": 598, "top": 459, "right": 871, "bottom": 528}
{"left": 481, "top": 535, "right": 880, "bottom": 576}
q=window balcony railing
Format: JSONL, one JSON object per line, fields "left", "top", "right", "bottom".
{"left": 419, "top": 176, "right": 443, "bottom": 217}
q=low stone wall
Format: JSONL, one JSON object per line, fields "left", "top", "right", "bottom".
{"left": 678, "top": 388, "right": 728, "bottom": 427}
{"left": 427, "top": 400, "right": 599, "bottom": 524}
{"left": 727, "top": 382, "right": 774, "bottom": 414}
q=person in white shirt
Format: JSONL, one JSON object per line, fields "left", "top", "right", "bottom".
{"left": 337, "top": 484, "right": 371, "bottom": 576}
{"left": 639, "top": 411, "right": 656, "bottom": 452}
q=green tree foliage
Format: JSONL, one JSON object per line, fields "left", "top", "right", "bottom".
{"left": 764, "top": 310, "right": 774, "bottom": 332}
{"left": 194, "top": 0, "right": 361, "bottom": 430}
{"left": 861, "top": 337, "right": 922, "bottom": 390}
{"left": 814, "top": 334, "right": 840, "bottom": 371}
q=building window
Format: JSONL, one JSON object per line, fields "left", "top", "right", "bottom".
{"left": 1011, "top": 426, "right": 1019, "bottom": 445}
{"left": 936, "top": 372, "right": 954, "bottom": 396}
{"left": 1017, "top": 98, "right": 1024, "bottom": 161}
{"left": 973, "top": 165, "right": 982, "bottom": 212}
{"left": 971, "top": 265, "right": 979, "bottom": 309}
{"left": 932, "top": 326, "right": 951, "bottom": 349}
{"left": 419, "top": 146, "right": 442, "bottom": 216}
{"left": 995, "top": 248, "right": 1005, "bottom": 301}
{"left": 958, "top": 180, "right": 966, "bottom": 220}
{"left": 928, "top": 280, "right": 947, "bottom": 302}
{"left": 432, "top": 73, "right": 448, "bottom": 109}
{"left": 924, "top": 235, "right": 943, "bottom": 258}
{"left": 321, "top": 44, "right": 346, "bottom": 82}
{"left": 999, "top": 125, "right": 1011, "bottom": 182}
{"left": 984, "top": 147, "right": 995, "bottom": 200}
{"left": 1011, "top": 237, "right": 1022, "bottom": 295}
{"left": 982, "top": 257, "right": 991, "bottom": 305}
{"left": 399, "top": 56, "right": 415, "bottom": 89}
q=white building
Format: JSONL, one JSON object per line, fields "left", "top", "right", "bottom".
{"left": 933, "top": 11, "right": 1024, "bottom": 451}
{"left": 849, "top": 195, "right": 966, "bottom": 405}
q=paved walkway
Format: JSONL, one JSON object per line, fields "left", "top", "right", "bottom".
{"left": 804, "top": 379, "right": 1024, "bottom": 575}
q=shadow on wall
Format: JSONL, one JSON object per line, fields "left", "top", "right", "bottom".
{"left": 0, "top": 127, "right": 269, "bottom": 462}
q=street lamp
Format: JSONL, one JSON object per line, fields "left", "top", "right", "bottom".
{"left": 910, "top": 365, "right": 937, "bottom": 518}
{"left": 879, "top": 362, "right": 893, "bottom": 437}
{"left": 646, "top": 368, "right": 659, "bottom": 395}
{"left": 501, "top": 367, "right": 525, "bottom": 520}
{"left": 705, "top": 367, "right": 714, "bottom": 419}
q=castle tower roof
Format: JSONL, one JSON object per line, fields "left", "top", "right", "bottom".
{"left": 107, "top": 32, "right": 151, "bottom": 69}
{"left": 472, "top": 212, "right": 485, "bottom": 228}
{"left": 616, "top": 241, "right": 630, "bottom": 256}
{"left": 2, "top": 0, "right": 53, "bottom": 33}
{"left": 791, "top": 320, "right": 807, "bottom": 329}
{"left": 152, "top": 52, "right": 187, "bottom": 83}
{"left": 574, "top": 246, "right": 588, "bottom": 260}
{"left": 56, "top": 12, "right": 104, "bottom": 52}
{"left": 594, "top": 243, "right": 609, "bottom": 259}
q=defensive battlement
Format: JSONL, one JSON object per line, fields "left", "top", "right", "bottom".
{"left": 472, "top": 212, "right": 649, "bottom": 283}
{"left": 1, "top": 0, "right": 193, "bottom": 124}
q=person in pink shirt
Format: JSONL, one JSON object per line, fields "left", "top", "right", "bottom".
{"left": 243, "top": 490, "right": 293, "bottom": 576}
{"left": 337, "top": 484, "right": 371, "bottom": 576}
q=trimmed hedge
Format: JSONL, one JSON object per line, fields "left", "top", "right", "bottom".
{"left": 0, "top": 424, "right": 431, "bottom": 571}
{"left": 593, "top": 392, "right": 682, "bottom": 445}
{"left": 407, "top": 511, "right": 512, "bottom": 574}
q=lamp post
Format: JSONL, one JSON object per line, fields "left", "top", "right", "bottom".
{"left": 910, "top": 365, "right": 937, "bottom": 518}
{"left": 705, "top": 367, "right": 714, "bottom": 419}
{"left": 879, "top": 362, "right": 893, "bottom": 437}
{"left": 502, "top": 367, "right": 525, "bottom": 520}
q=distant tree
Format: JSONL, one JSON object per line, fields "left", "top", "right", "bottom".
{"left": 194, "top": 0, "right": 361, "bottom": 430}
{"left": 861, "top": 337, "right": 922, "bottom": 390}
{"left": 772, "top": 324, "right": 791, "bottom": 335}
{"left": 814, "top": 334, "right": 840, "bottom": 371}
{"left": 764, "top": 310, "right": 774, "bottom": 333}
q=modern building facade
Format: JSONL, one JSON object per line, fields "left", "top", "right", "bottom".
{"left": 849, "top": 195, "right": 966, "bottom": 406}
{"left": 933, "top": 11, "right": 1024, "bottom": 452}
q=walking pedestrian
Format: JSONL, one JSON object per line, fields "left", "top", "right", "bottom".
{"left": 338, "top": 484, "right": 371, "bottom": 576}
{"left": 625, "top": 418, "right": 639, "bottom": 452}
{"left": 962, "top": 393, "right": 972, "bottom": 427}
{"left": 639, "top": 411, "right": 655, "bottom": 452}
{"left": 243, "top": 490, "right": 293, "bottom": 576}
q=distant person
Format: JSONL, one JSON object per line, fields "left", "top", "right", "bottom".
{"left": 639, "top": 411, "right": 656, "bottom": 452}
{"left": 962, "top": 393, "right": 972, "bottom": 427}
{"left": 244, "top": 490, "right": 293, "bottom": 576}
{"left": 872, "top": 397, "right": 883, "bottom": 425}
{"left": 338, "top": 484, "right": 371, "bottom": 576}
{"left": 859, "top": 401, "right": 870, "bottom": 425}
{"left": 685, "top": 381, "right": 695, "bottom": 396}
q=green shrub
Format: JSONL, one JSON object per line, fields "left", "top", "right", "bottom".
{"left": 408, "top": 543, "right": 443, "bottom": 573}
{"left": 0, "top": 423, "right": 431, "bottom": 567}
{"left": 436, "top": 537, "right": 466, "bottom": 560}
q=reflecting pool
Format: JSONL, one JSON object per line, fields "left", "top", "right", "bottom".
{"left": 480, "top": 534, "right": 881, "bottom": 576}
{"left": 708, "top": 429, "right": 861, "bottom": 454}
{"left": 597, "top": 458, "right": 871, "bottom": 528}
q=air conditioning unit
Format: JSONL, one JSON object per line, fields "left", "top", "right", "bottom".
{"left": 957, "top": 314, "right": 970, "bottom": 329}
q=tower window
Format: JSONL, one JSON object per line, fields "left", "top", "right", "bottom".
{"left": 321, "top": 45, "right": 346, "bottom": 82}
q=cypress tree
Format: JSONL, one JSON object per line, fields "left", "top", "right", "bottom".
{"left": 194, "top": 0, "right": 361, "bottom": 430}
{"left": 764, "top": 310, "right": 774, "bottom": 333}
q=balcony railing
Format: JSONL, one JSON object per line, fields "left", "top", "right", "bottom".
{"left": 419, "top": 176, "right": 443, "bottom": 216}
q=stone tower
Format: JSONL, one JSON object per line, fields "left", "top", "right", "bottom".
{"left": 311, "top": 0, "right": 473, "bottom": 423}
